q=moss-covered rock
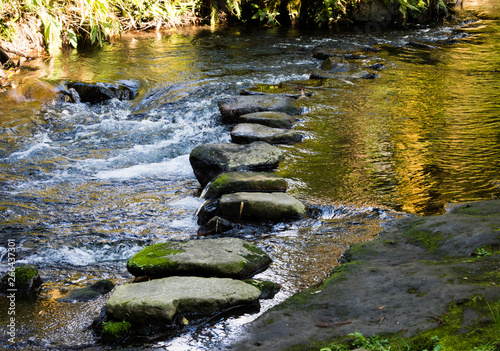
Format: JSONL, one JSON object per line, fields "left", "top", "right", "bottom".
{"left": 101, "top": 319, "right": 131, "bottom": 344}
{"left": 201, "top": 171, "right": 287, "bottom": 199}
{"left": 0, "top": 264, "right": 43, "bottom": 297}
{"left": 127, "top": 237, "right": 271, "bottom": 279}
{"left": 57, "top": 279, "right": 115, "bottom": 303}
{"left": 218, "top": 95, "right": 300, "bottom": 124}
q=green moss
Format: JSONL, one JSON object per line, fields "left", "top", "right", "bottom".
{"left": 126, "top": 243, "right": 184, "bottom": 277}
{"left": 101, "top": 319, "right": 131, "bottom": 344}
{"left": 405, "top": 229, "right": 445, "bottom": 254}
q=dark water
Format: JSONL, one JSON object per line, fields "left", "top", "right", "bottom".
{"left": 0, "top": 0, "right": 499, "bottom": 349}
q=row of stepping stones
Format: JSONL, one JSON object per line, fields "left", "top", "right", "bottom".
{"left": 101, "top": 94, "right": 307, "bottom": 342}
{"left": 190, "top": 94, "right": 309, "bottom": 234}
{"left": 101, "top": 45, "right": 387, "bottom": 340}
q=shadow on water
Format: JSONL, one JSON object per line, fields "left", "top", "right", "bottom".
{"left": 0, "top": 1, "right": 499, "bottom": 349}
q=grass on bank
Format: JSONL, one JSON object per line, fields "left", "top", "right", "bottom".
{"left": 314, "top": 297, "right": 500, "bottom": 351}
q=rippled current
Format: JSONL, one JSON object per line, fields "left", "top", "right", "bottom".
{"left": 0, "top": 0, "right": 499, "bottom": 349}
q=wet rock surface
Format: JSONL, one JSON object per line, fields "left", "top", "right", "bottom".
{"left": 57, "top": 280, "right": 114, "bottom": 303}
{"left": 230, "top": 123, "right": 302, "bottom": 145}
{"left": 66, "top": 81, "right": 138, "bottom": 103}
{"left": 231, "top": 200, "right": 500, "bottom": 350}
{"left": 189, "top": 141, "right": 284, "bottom": 187}
{"left": 202, "top": 171, "right": 287, "bottom": 199}
{"left": 218, "top": 95, "right": 300, "bottom": 123}
{"left": 105, "top": 276, "right": 261, "bottom": 325}
{"left": 127, "top": 237, "right": 272, "bottom": 279}
{"left": 219, "top": 192, "right": 308, "bottom": 221}
{"left": 232, "top": 111, "right": 296, "bottom": 129}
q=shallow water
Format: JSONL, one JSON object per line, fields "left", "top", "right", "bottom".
{"left": 0, "top": 1, "right": 499, "bottom": 349}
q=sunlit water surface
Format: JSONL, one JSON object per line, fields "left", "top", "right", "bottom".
{"left": 0, "top": 1, "right": 499, "bottom": 349}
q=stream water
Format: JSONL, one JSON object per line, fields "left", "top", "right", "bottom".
{"left": 0, "top": 0, "right": 499, "bottom": 349}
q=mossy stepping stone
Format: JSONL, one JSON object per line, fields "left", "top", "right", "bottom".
{"left": 105, "top": 276, "right": 261, "bottom": 324}
{"left": 127, "top": 237, "right": 271, "bottom": 279}
{"left": 231, "top": 123, "right": 302, "bottom": 145}
{"left": 189, "top": 141, "right": 284, "bottom": 187}
{"left": 237, "top": 111, "right": 296, "bottom": 129}
{"left": 219, "top": 192, "right": 308, "bottom": 221}
{"left": 202, "top": 171, "right": 287, "bottom": 199}
{"left": 218, "top": 95, "right": 300, "bottom": 124}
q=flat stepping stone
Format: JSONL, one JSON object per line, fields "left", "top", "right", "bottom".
{"left": 202, "top": 171, "right": 287, "bottom": 199}
{"left": 237, "top": 111, "right": 296, "bottom": 129}
{"left": 310, "top": 69, "right": 377, "bottom": 80}
{"left": 127, "top": 237, "right": 272, "bottom": 279}
{"left": 219, "top": 192, "right": 308, "bottom": 221}
{"left": 189, "top": 141, "right": 284, "bottom": 187}
{"left": 105, "top": 276, "right": 261, "bottom": 324}
{"left": 231, "top": 123, "right": 302, "bottom": 145}
{"left": 218, "top": 95, "right": 300, "bottom": 124}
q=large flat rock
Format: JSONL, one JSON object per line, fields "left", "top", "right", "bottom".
{"left": 202, "top": 171, "right": 287, "bottom": 199}
{"left": 127, "top": 237, "right": 272, "bottom": 279}
{"left": 232, "top": 200, "right": 500, "bottom": 350}
{"left": 231, "top": 123, "right": 302, "bottom": 145}
{"left": 219, "top": 192, "right": 308, "bottom": 221}
{"left": 189, "top": 141, "right": 284, "bottom": 187}
{"left": 105, "top": 276, "right": 261, "bottom": 324}
{"left": 218, "top": 95, "right": 300, "bottom": 124}
{"left": 237, "top": 111, "right": 296, "bottom": 129}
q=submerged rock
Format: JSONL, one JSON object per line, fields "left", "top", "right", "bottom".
{"left": 57, "top": 280, "right": 114, "bottom": 303}
{"left": 237, "top": 111, "right": 296, "bottom": 129}
{"left": 202, "top": 171, "right": 287, "bottom": 199}
{"left": 312, "top": 46, "right": 367, "bottom": 60}
{"left": 231, "top": 123, "right": 302, "bottom": 145}
{"left": 67, "top": 81, "right": 137, "bottom": 103}
{"left": 105, "top": 276, "right": 261, "bottom": 324}
{"left": 0, "top": 264, "right": 43, "bottom": 298}
{"left": 218, "top": 95, "right": 300, "bottom": 124}
{"left": 219, "top": 192, "right": 308, "bottom": 221}
{"left": 189, "top": 141, "right": 284, "bottom": 187}
{"left": 320, "top": 57, "right": 355, "bottom": 72}
{"left": 127, "top": 237, "right": 272, "bottom": 279}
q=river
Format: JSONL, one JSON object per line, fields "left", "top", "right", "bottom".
{"left": 0, "top": 0, "right": 499, "bottom": 349}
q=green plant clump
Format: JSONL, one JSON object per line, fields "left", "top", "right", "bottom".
{"left": 101, "top": 319, "right": 131, "bottom": 344}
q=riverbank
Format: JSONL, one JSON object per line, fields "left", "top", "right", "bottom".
{"left": 231, "top": 199, "right": 500, "bottom": 350}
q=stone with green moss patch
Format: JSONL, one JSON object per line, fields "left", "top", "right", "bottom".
{"left": 0, "top": 264, "right": 43, "bottom": 297}
{"left": 202, "top": 171, "right": 287, "bottom": 199}
{"left": 127, "top": 237, "right": 271, "bottom": 279}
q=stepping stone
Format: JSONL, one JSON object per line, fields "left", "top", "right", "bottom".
{"left": 105, "top": 276, "right": 261, "bottom": 324}
{"left": 219, "top": 192, "right": 308, "bottom": 221}
{"left": 218, "top": 95, "right": 300, "bottom": 124}
{"left": 231, "top": 123, "right": 302, "bottom": 145}
{"left": 310, "top": 69, "right": 376, "bottom": 80}
{"left": 237, "top": 111, "right": 296, "bottom": 129}
{"left": 126, "top": 237, "right": 272, "bottom": 279}
{"left": 189, "top": 141, "right": 283, "bottom": 187}
{"left": 202, "top": 171, "right": 287, "bottom": 199}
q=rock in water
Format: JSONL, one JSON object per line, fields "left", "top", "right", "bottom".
{"left": 219, "top": 192, "right": 308, "bottom": 221}
{"left": 218, "top": 95, "right": 300, "bottom": 124}
{"left": 231, "top": 123, "right": 302, "bottom": 145}
{"left": 105, "top": 276, "right": 261, "bottom": 324}
{"left": 189, "top": 141, "right": 283, "bottom": 187}
{"left": 67, "top": 81, "right": 137, "bottom": 103}
{"left": 237, "top": 111, "right": 296, "bottom": 129}
{"left": 127, "top": 237, "right": 272, "bottom": 279}
{"left": 202, "top": 171, "right": 287, "bottom": 199}
{"left": 0, "top": 264, "right": 43, "bottom": 298}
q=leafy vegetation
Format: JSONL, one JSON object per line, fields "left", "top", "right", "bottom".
{"left": 0, "top": 0, "right": 454, "bottom": 54}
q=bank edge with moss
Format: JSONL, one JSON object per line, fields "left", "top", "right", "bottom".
{"left": 231, "top": 200, "right": 500, "bottom": 350}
